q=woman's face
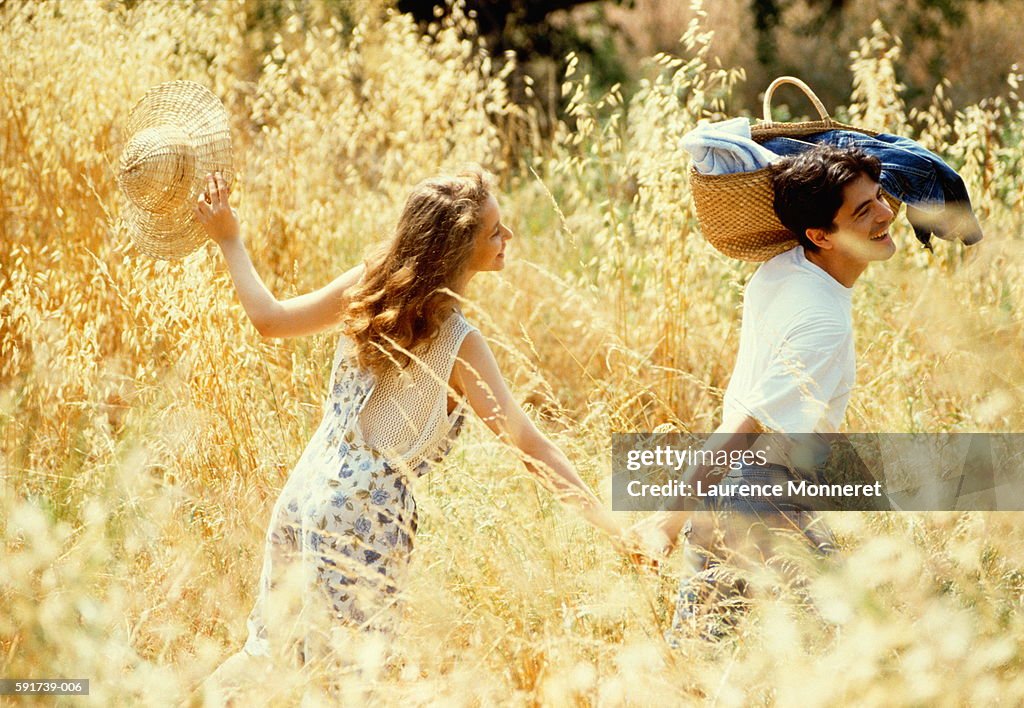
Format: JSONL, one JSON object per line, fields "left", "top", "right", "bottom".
{"left": 464, "top": 194, "right": 513, "bottom": 274}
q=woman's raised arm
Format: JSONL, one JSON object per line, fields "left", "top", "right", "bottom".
{"left": 196, "top": 171, "right": 363, "bottom": 339}
{"left": 451, "top": 330, "right": 625, "bottom": 543}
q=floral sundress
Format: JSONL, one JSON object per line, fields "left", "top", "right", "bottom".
{"left": 242, "top": 313, "right": 475, "bottom": 662}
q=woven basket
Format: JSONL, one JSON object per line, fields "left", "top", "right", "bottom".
{"left": 691, "top": 76, "right": 899, "bottom": 262}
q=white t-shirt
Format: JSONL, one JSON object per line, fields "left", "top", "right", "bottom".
{"left": 723, "top": 246, "right": 856, "bottom": 434}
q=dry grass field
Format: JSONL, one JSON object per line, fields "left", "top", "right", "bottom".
{"left": 3, "top": 0, "right": 1024, "bottom": 705}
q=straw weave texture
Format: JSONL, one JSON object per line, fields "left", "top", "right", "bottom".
{"left": 691, "top": 77, "right": 900, "bottom": 262}
{"left": 117, "top": 81, "right": 233, "bottom": 260}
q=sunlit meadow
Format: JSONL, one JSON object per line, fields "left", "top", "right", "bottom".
{"left": 2, "top": 0, "right": 1024, "bottom": 705}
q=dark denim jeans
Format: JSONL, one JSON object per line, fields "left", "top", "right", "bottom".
{"left": 763, "top": 131, "right": 983, "bottom": 248}
{"left": 704, "top": 462, "right": 838, "bottom": 553}
{"left": 666, "top": 463, "right": 837, "bottom": 644}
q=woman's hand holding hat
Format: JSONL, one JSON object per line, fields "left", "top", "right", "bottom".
{"left": 195, "top": 171, "right": 240, "bottom": 246}
{"left": 116, "top": 80, "right": 234, "bottom": 259}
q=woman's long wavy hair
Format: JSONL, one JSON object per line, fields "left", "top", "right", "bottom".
{"left": 343, "top": 166, "right": 494, "bottom": 376}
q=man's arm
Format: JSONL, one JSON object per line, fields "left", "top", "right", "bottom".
{"left": 632, "top": 307, "right": 852, "bottom": 557}
{"left": 628, "top": 412, "right": 763, "bottom": 556}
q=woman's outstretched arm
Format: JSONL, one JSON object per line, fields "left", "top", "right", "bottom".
{"left": 452, "top": 330, "right": 626, "bottom": 543}
{"left": 196, "top": 172, "right": 363, "bottom": 338}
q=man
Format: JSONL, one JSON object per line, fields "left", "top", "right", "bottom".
{"left": 632, "top": 144, "right": 896, "bottom": 638}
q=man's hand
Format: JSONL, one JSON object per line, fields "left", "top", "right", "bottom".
{"left": 195, "top": 171, "right": 240, "bottom": 246}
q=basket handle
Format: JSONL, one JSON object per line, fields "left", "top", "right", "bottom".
{"left": 762, "top": 76, "right": 832, "bottom": 126}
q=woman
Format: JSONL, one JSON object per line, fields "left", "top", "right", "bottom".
{"left": 195, "top": 168, "right": 631, "bottom": 671}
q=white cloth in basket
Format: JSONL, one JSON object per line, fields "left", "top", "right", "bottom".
{"left": 682, "top": 117, "right": 779, "bottom": 175}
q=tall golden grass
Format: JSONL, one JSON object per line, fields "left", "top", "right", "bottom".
{"left": 2, "top": 0, "right": 1023, "bottom": 704}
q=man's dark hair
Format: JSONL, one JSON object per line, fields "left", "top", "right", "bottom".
{"left": 769, "top": 145, "right": 882, "bottom": 252}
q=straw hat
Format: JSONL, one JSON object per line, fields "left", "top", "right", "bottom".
{"left": 117, "top": 80, "right": 233, "bottom": 260}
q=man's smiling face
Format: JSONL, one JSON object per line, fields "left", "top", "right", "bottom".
{"left": 816, "top": 173, "right": 897, "bottom": 265}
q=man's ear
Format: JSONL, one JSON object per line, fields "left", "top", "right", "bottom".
{"left": 805, "top": 227, "right": 833, "bottom": 250}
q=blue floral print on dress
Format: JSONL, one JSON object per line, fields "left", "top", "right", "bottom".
{"left": 242, "top": 315, "right": 476, "bottom": 662}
